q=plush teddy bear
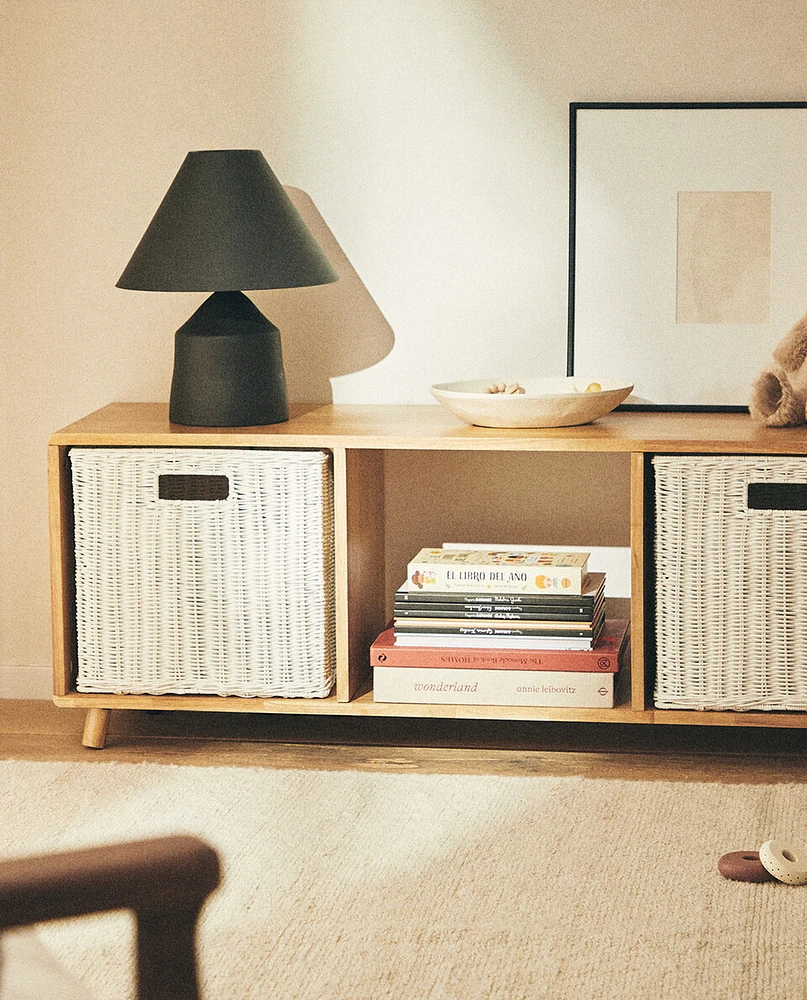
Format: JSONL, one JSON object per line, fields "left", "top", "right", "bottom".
{"left": 750, "top": 311, "right": 807, "bottom": 426}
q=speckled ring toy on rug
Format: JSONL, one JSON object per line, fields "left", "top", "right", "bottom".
{"left": 759, "top": 841, "right": 807, "bottom": 885}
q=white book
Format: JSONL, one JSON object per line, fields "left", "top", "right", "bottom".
{"left": 442, "top": 542, "right": 631, "bottom": 598}
{"left": 392, "top": 634, "right": 594, "bottom": 650}
{"left": 407, "top": 547, "right": 590, "bottom": 595}
{"left": 373, "top": 667, "right": 614, "bottom": 708}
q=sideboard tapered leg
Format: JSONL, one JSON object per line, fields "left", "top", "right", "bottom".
{"left": 82, "top": 708, "right": 112, "bottom": 749}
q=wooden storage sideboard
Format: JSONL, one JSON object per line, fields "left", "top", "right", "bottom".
{"left": 48, "top": 402, "right": 807, "bottom": 747}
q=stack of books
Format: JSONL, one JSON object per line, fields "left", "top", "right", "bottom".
{"left": 371, "top": 546, "right": 629, "bottom": 708}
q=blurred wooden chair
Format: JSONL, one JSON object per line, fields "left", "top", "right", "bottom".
{"left": 0, "top": 836, "right": 220, "bottom": 1000}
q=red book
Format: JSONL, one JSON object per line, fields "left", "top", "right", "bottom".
{"left": 370, "top": 619, "right": 629, "bottom": 672}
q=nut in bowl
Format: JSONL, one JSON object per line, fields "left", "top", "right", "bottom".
{"left": 430, "top": 377, "right": 634, "bottom": 428}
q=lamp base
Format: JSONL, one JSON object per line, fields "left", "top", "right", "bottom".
{"left": 169, "top": 291, "right": 289, "bottom": 427}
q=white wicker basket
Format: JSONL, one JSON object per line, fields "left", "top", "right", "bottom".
{"left": 653, "top": 454, "right": 807, "bottom": 711}
{"left": 71, "top": 447, "right": 335, "bottom": 698}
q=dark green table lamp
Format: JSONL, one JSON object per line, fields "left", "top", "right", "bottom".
{"left": 117, "top": 149, "right": 338, "bottom": 426}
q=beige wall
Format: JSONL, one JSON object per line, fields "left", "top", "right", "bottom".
{"left": 3, "top": 0, "right": 807, "bottom": 686}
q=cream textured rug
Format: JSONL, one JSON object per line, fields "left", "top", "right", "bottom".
{"left": 2, "top": 759, "right": 807, "bottom": 1000}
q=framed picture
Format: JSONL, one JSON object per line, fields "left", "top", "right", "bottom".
{"left": 567, "top": 102, "right": 807, "bottom": 411}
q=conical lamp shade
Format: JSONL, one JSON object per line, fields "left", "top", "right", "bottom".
{"left": 116, "top": 149, "right": 338, "bottom": 291}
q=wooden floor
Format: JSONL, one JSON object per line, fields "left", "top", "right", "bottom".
{"left": 1, "top": 699, "right": 806, "bottom": 783}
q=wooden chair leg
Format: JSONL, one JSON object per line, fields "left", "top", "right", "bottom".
{"left": 137, "top": 910, "right": 204, "bottom": 1000}
{"left": 0, "top": 835, "right": 220, "bottom": 1000}
{"left": 82, "top": 708, "right": 112, "bottom": 749}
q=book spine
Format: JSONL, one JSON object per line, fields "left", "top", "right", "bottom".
{"left": 407, "top": 562, "right": 586, "bottom": 595}
{"left": 371, "top": 644, "right": 622, "bottom": 672}
{"left": 393, "top": 637, "right": 594, "bottom": 650}
{"left": 394, "top": 605, "right": 597, "bottom": 622}
{"left": 394, "top": 587, "right": 601, "bottom": 608}
{"left": 373, "top": 667, "right": 615, "bottom": 708}
{"left": 393, "top": 622, "right": 600, "bottom": 638}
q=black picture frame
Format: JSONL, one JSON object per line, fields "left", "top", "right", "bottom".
{"left": 567, "top": 101, "right": 807, "bottom": 412}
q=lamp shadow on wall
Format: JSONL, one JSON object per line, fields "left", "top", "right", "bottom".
{"left": 251, "top": 187, "right": 395, "bottom": 405}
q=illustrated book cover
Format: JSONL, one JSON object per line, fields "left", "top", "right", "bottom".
{"left": 406, "top": 548, "right": 590, "bottom": 595}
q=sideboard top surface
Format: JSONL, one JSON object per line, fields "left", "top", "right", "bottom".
{"left": 49, "top": 402, "right": 807, "bottom": 455}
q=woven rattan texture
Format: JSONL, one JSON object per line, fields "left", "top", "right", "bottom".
{"left": 71, "top": 447, "right": 335, "bottom": 698}
{"left": 654, "top": 454, "right": 807, "bottom": 711}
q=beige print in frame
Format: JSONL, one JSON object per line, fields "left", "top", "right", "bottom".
{"left": 676, "top": 190, "right": 771, "bottom": 325}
